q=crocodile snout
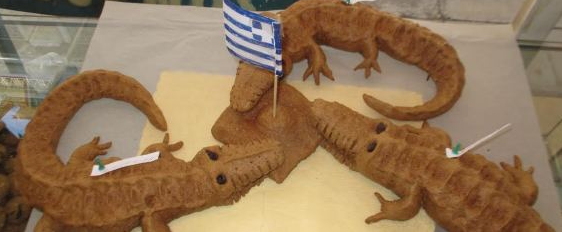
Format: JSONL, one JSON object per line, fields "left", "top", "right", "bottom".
{"left": 311, "top": 99, "right": 386, "bottom": 164}
{"left": 312, "top": 99, "right": 369, "bottom": 153}
{"left": 225, "top": 140, "right": 284, "bottom": 189}
{"left": 217, "top": 139, "right": 284, "bottom": 193}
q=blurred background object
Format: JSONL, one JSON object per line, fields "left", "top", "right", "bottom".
{"left": 0, "top": 0, "right": 539, "bottom": 21}
{"left": 515, "top": 0, "right": 562, "bottom": 208}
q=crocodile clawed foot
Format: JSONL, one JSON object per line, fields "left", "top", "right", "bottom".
{"left": 365, "top": 184, "right": 422, "bottom": 224}
{"left": 141, "top": 133, "right": 184, "bottom": 159}
{"left": 354, "top": 58, "right": 381, "bottom": 78}
{"left": 303, "top": 59, "right": 334, "bottom": 85}
{"left": 90, "top": 136, "right": 113, "bottom": 153}
{"left": 500, "top": 155, "right": 538, "bottom": 205}
{"left": 67, "top": 137, "right": 112, "bottom": 166}
{"left": 161, "top": 133, "right": 184, "bottom": 152}
{"left": 72, "top": 137, "right": 112, "bottom": 160}
{"left": 500, "top": 155, "right": 534, "bottom": 174}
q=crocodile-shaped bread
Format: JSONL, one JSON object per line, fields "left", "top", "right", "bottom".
{"left": 13, "top": 70, "right": 284, "bottom": 232}
{"left": 311, "top": 99, "right": 554, "bottom": 232}
{"left": 230, "top": 0, "right": 465, "bottom": 121}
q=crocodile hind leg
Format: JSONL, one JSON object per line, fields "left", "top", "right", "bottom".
{"left": 67, "top": 136, "right": 112, "bottom": 167}
{"left": 365, "top": 183, "right": 422, "bottom": 223}
{"left": 354, "top": 39, "right": 382, "bottom": 78}
{"left": 500, "top": 155, "right": 538, "bottom": 205}
{"left": 302, "top": 40, "right": 334, "bottom": 85}
{"left": 35, "top": 215, "right": 63, "bottom": 232}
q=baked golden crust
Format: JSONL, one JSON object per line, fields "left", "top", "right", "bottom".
{"left": 214, "top": 81, "right": 321, "bottom": 183}
{"left": 311, "top": 99, "right": 553, "bottom": 232}
{"left": 14, "top": 70, "right": 285, "bottom": 232}
{"left": 230, "top": 0, "right": 465, "bottom": 120}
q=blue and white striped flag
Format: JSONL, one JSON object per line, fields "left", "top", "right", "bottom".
{"left": 223, "top": 0, "right": 283, "bottom": 77}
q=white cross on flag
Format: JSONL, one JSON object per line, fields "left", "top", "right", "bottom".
{"left": 223, "top": 0, "right": 283, "bottom": 77}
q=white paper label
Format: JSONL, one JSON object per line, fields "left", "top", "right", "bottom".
{"left": 446, "top": 123, "right": 511, "bottom": 158}
{"left": 90, "top": 151, "right": 160, "bottom": 176}
{"left": 345, "top": 0, "right": 376, "bottom": 4}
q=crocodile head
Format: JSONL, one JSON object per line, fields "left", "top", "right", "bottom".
{"left": 311, "top": 99, "right": 392, "bottom": 172}
{"left": 192, "top": 139, "right": 284, "bottom": 205}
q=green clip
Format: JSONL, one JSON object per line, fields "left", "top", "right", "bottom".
{"left": 342, "top": 0, "right": 351, "bottom": 4}
{"left": 94, "top": 157, "right": 105, "bottom": 171}
{"left": 452, "top": 143, "right": 461, "bottom": 155}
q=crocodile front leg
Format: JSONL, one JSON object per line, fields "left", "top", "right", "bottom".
{"left": 141, "top": 213, "right": 171, "bottom": 232}
{"left": 366, "top": 183, "right": 422, "bottom": 223}
{"left": 67, "top": 136, "right": 112, "bottom": 168}
{"left": 354, "top": 39, "right": 382, "bottom": 78}
{"left": 500, "top": 155, "right": 538, "bottom": 205}
{"left": 140, "top": 133, "right": 184, "bottom": 160}
{"left": 303, "top": 40, "right": 334, "bottom": 85}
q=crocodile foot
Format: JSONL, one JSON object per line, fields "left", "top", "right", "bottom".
{"left": 354, "top": 39, "right": 382, "bottom": 78}
{"left": 141, "top": 133, "right": 184, "bottom": 160}
{"left": 303, "top": 58, "right": 334, "bottom": 85}
{"left": 500, "top": 155, "right": 538, "bottom": 205}
{"left": 366, "top": 183, "right": 422, "bottom": 223}
{"left": 303, "top": 41, "right": 334, "bottom": 85}
{"left": 68, "top": 136, "right": 112, "bottom": 167}
{"left": 354, "top": 58, "right": 381, "bottom": 78}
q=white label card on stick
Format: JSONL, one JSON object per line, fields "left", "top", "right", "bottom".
{"left": 446, "top": 124, "right": 512, "bottom": 158}
{"left": 90, "top": 151, "right": 160, "bottom": 176}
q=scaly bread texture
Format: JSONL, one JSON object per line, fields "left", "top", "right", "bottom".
{"left": 214, "top": 82, "right": 321, "bottom": 183}
{"left": 311, "top": 99, "right": 553, "bottom": 232}
{"left": 14, "top": 70, "right": 285, "bottom": 232}
{"left": 230, "top": 0, "right": 464, "bottom": 120}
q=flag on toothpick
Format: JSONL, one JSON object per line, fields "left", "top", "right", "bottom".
{"left": 222, "top": 0, "right": 283, "bottom": 77}
{"left": 222, "top": 0, "right": 283, "bottom": 117}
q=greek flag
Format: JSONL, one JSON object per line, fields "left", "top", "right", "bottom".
{"left": 223, "top": 0, "right": 283, "bottom": 77}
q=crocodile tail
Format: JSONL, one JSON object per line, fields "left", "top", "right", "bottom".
{"left": 363, "top": 12, "right": 465, "bottom": 121}
{"left": 362, "top": 66, "right": 464, "bottom": 120}
{"left": 14, "top": 70, "right": 166, "bottom": 204}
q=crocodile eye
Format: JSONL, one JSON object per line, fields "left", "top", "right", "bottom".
{"left": 206, "top": 150, "right": 218, "bottom": 161}
{"left": 367, "top": 141, "right": 377, "bottom": 152}
{"left": 375, "top": 123, "right": 386, "bottom": 134}
{"left": 216, "top": 174, "right": 227, "bottom": 185}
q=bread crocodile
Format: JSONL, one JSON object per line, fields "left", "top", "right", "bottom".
{"left": 13, "top": 70, "right": 284, "bottom": 232}
{"left": 310, "top": 98, "right": 554, "bottom": 232}
{"left": 230, "top": 0, "right": 465, "bottom": 121}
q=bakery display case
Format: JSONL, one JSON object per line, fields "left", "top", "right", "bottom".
{"left": 1, "top": 0, "right": 562, "bottom": 231}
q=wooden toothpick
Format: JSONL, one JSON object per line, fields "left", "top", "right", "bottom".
{"left": 273, "top": 74, "right": 278, "bottom": 118}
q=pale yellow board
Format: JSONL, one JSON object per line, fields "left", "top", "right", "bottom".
{"left": 137, "top": 72, "right": 434, "bottom": 232}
